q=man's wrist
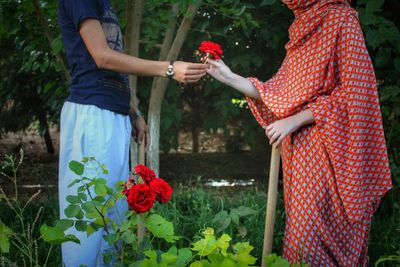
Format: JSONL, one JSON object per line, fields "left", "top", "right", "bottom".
{"left": 129, "top": 109, "right": 143, "bottom": 121}
{"left": 160, "top": 61, "right": 170, "bottom": 78}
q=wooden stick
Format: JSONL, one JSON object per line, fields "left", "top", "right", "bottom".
{"left": 261, "top": 145, "right": 281, "bottom": 267}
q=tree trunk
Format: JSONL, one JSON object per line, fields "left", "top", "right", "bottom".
{"left": 38, "top": 109, "right": 55, "bottom": 154}
{"left": 192, "top": 127, "right": 200, "bottom": 153}
{"left": 125, "top": 0, "right": 145, "bottom": 167}
{"left": 147, "top": 2, "right": 202, "bottom": 175}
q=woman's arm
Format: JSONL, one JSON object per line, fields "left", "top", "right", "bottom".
{"left": 79, "top": 19, "right": 208, "bottom": 83}
{"left": 207, "top": 60, "right": 261, "bottom": 99}
{"left": 207, "top": 59, "right": 315, "bottom": 146}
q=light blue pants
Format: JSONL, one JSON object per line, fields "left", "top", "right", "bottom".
{"left": 59, "top": 102, "right": 131, "bottom": 267}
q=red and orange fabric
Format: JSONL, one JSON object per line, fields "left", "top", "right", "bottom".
{"left": 246, "top": 0, "right": 392, "bottom": 266}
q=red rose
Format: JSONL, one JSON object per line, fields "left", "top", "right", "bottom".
{"left": 127, "top": 183, "right": 155, "bottom": 213}
{"left": 149, "top": 178, "right": 173, "bottom": 204}
{"left": 198, "top": 41, "right": 223, "bottom": 60}
{"left": 134, "top": 164, "right": 156, "bottom": 184}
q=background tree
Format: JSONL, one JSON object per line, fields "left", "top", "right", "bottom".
{"left": 0, "top": 0, "right": 67, "bottom": 154}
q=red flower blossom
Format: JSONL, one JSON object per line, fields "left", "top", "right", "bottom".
{"left": 127, "top": 183, "right": 155, "bottom": 213}
{"left": 198, "top": 41, "right": 223, "bottom": 60}
{"left": 134, "top": 164, "right": 156, "bottom": 184}
{"left": 149, "top": 178, "right": 173, "bottom": 204}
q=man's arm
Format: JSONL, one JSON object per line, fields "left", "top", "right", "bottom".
{"left": 79, "top": 19, "right": 208, "bottom": 83}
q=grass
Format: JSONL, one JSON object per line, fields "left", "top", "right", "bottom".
{"left": 1, "top": 183, "right": 398, "bottom": 266}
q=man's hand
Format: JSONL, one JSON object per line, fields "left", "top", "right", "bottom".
{"left": 172, "top": 61, "right": 209, "bottom": 83}
{"left": 133, "top": 116, "right": 150, "bottom": 150}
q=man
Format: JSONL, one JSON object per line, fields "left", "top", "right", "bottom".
{"left": 57, "top": 0, "right": 208, "bottom": 266}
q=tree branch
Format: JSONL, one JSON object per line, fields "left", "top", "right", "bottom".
{"left": 31, "top": 0, "right": 70, "bottom": 82}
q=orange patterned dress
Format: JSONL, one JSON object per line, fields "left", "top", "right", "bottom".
{"left": 246, "top": 0, "right": 392, "bottom": 266}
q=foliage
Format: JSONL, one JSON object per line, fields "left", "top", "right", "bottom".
{"left": 0, "top": 152, "right": 399, "bottom": 265}
{"left": 2, "top": 0, "right": 398, "bottom": 161}
{"left": 0, "top": 150, "right": 55, "bottom": 266}
{"left": 354, "top": 1, "right": 400, "bottom": 264}
{"left": 264, "top": 254, "right": 309, "bottom": 267}
{"left": 375, "top": 253, "right": 400, "bottom": 267}
{"left": 0, "top": 0, "right": 67, "bottom": 152}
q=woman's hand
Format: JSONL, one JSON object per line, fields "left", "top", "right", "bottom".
{"left": 206, "top": 60, "right": 234, "bottom": 84}
{"left": 266, "top": 109, "right": 315, "bottom": 146}
{"left": 265, "top": 116, "right": 300, "bottom": 146}
{"left": 172, "top": 61, "right": 209, "bottom": 83}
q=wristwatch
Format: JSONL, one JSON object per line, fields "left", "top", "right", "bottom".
{"left": 131, "top": 110, "right": 143, "bottom": 121}
{"left": 166, "top": 61, "right": 175, "bottom": 78}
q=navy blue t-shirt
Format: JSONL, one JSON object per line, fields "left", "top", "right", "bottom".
{"left": 58, "top": 0, "right": 130, "bottom": 115}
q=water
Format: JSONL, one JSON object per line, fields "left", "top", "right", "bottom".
{"left": 204, "top": 178, "right": 256, "bottom": 187}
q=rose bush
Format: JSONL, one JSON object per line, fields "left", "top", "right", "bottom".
{"left": 34, "top": 158, "right": 307, "bottom": 266}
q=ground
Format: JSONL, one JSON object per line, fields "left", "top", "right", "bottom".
{"left": 0, "top": 127, "right": 272, "bottom": 196}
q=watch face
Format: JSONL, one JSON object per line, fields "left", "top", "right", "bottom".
{"left": 167, "top": 65, "right": 174, "bottom": 76}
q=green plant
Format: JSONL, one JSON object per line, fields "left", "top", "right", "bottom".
{"left": 264, "top": 254, "right": 309, "bottom": 267}
{"left": 0, "top": 150, "right": 53, "bottom": 266}
{"left": 375, "top": 252, "right": 400, "bottom": 266}
{"left": 37, "top": 158, "right": 285, "bottom": 266}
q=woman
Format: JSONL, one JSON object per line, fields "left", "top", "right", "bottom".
{"left": 207, "top": 0, "right": 392, "bottom": 266}
{"left": 57, "top": 0, "right": 207, "bottom": 266}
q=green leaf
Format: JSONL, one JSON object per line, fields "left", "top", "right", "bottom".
{"left": 66, "top": 195, "right": 81, "bottom": 204}
{"left": 56, "top": 219, "right": 74, "bottom": 231}
{"left": 0, "top": 223, "right": 12, "bottom": 253}
{"left": 93, "top": 196, "right": 106, "bottom": 205}
{"left": 81, "top": 201, "right": 96, "bottom": 214}
{"left": 64, "top": 204, "right": 81, "bottom": 218}
{"left": 212, "top": 211, "right": 231, "bottom": 232}
{"left": 264, "top": 253, "right": 290, "bottom": 267}
{"left": 75, "top": 220, "right": 87, "bottom": 232}
{"left": 366, "top": 0, "right": 384, "bottom": 15}
{"left": 121, "top": 230, "right": 136, "bottom": 244}
{"left": 78, "top": 192, "right": 88, "bottom": 201}
{"left": 189, "top": 261, "right": 204, "bottom": 267}
{"left": 231, "top": 206, "right": 258, "bottom": 217}
{"left": 40, "top": 224, "right": 80, "bottom": 245}
{"left": 68, "top": 178, "right": 81, "bottom": 188}
{"left": 94, "top": 178, "right": 108, "bottom": 197}
{"left": 176, "top": 248, "right": 193, "bottom": 267}
{"left": 69, "top": 160, "right": 84, "bottom": 175}
{"left": 160, "top": 252, "right": 178, "bottom": 265}
{"left": 103, "top": 252, "right": 113, "bottom": 264}
{"left": 76, "top": 210, "right": 84, "bottom": 220}
{"left": 191, "top": 228, "right": 217, "bottom": 257}
{"left": 140, "top": 250, "right": 159, "bottom": 266}
{"left": 233, "top": 242, "right": 257, "bottom": 265}
{"left": 216, "top": 233, "right": 231, "bottom": 256}
{"left": 145, "top": 214, "right": 180, "bottom": 243}
{"left": 100, "top": 164, "right": 109, "bottom": 174}
{"left": 104, "top": 233, "right": 118, "bottom": 246}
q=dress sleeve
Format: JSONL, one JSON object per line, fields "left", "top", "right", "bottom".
{"left": 245, "top": 57, "right": 289, "bottom": 128}
{"left": 61, "top": 0, "right": 101, "bottom": 30}
{"left": 306, "top": 11, "right": 392, "bottom": 222}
